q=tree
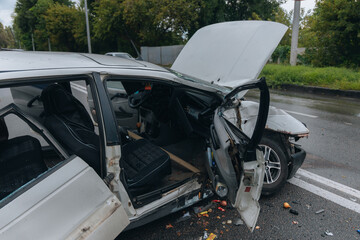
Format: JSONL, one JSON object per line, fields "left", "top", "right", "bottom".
{"left": 302, "top": 0, "right": 360, "bottom": 67}
{"left": 0, "top": 23, "right": 16, "bottom": 48}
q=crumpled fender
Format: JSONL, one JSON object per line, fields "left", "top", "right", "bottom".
{"left": 223, "top": 101, "right": 309, "bottom": 138}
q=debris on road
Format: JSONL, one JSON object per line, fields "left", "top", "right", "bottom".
{"left": 218, "top": 207, "right": 226, "bottom": 212}
{"left": 283, "top": 202, "right": 291, "bottom": 209}
{"left": 166, "top": 224, "right": 173, "bottom": 229}
{"left": 206, "top": 233, "right": 217, "bottom": 240}
{"left": 315, "top": 209, "right": 325, "bottom": 214}
{"left": 234, "top": 218, "right": 244, "bottom": 226}
{"left": 226, "top": 220, "right": 232, "bottom": 224}
{"left": 255, "top": 226, "right": 260, "bottom": 230}
{"left": 193, "top": 202, "right": 215, "bottom": 214}
{"left": 203, "top": 231, "right": 209, "bottom": 239}
{"left": 220, "top": 200, "right": 227, "bottom": 207}
{"left": 357, "top": 229, "right": 360, "bottom": 234}
{"left": 289, "top": 209, "right": 299, "bottom": 215}
{"left": 306, "top": 204, "right": 311, "bottom": 209}
{"left": 292, "top": 221, "right": 298, "bottom": 225}
{"left": 324, "top": 230, "right": 333, "bottom": 236}
{"left": 176, "top": 212, "right": 191, "bottom": 223}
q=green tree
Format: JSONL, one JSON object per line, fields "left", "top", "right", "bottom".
{"left": 0, "top": 23, "right": 15, "bottom": 48}
{"left": 302, "top": 0, "right": 360, "bottom": 67}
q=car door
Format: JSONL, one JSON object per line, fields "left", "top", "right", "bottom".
{"left": 210, "top": 79, "right": 269, "bottom": 232}
{"left": 0, "top": 105, "right": 129, "bottom": 240}
{"left": 106, "top": 81, "right": 138, "bottom": 129}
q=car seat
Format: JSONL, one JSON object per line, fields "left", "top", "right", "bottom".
{"left": 41, "top": 84, "right": 171, "bottom": 191}
{"left": 0, "top": 118, "right": 47, "bottom": 200}
{"left": 41, "top": 84, "right": 101, "bottom": 175}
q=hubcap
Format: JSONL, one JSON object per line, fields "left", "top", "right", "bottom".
{"left": 259, "top": 145, "right": 281, "bottom": 184}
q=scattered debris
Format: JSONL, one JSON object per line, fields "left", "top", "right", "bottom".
{"left": 350, "top": 197, "right": 357, "bottom": 202}
{"left": 357, "top": 229, "right": 360, "bottom": 234}
{"left": 206, "top": 233, "right": 217, "bottom": 240}
{"left": 227, "top": 220, "right": 232, "bottom": 224}
{"left": 324, "top": 230, "right": 333, "bottom": 236}
{"left": 306, "top": 204, "right": 311, "bottom": 209}
{"left": 255, "top": 226, "right": 260, "bottom": 230}
{"left": 273, "top": 225, "right": 280, "bottom": 230}
{"left": 220, "top": 200, "right": 227, "bottom": 207}
{"left": 200, "top": 211, "right": 208, "bottom": 215}
{"left": 315, "top": 209, "right": 325, "bottom": 214}
{"left": 216, "top": 216, "right": 221, "bottom": 219}
{"left": 292, "top": 221, "right": 298, "bottom": 225}
{"left": 283, "top": 202, "right": 291, "bottom": 209}
{"left": 218, "top": 207, "right": 226, "bottom": 212}
{"left": 222, "top": 221, "right": 226, "bottom": 225}
{"left": 289, "top": 209, "right": 299, "bottom": 215}
{"left": 292, "top": 201, "right": 299, "bottom": 204}
{"left": 165, "top": 224, "right": 173, "bottom": 229}
{"left": 193, "top": 202, "right": 215, "bottom": 214}
{"left": 176, "top": 231, "right": 181, "bottom": 237}
{"left": 203, "top": 231, "right": 209, "bottom": 239}
{"left": 234, "top": 218, "right": 244, "bottom": 226}
{"left": 212, "top": 200, "right": 221, "bottom": 203}
{"left": 176, "top": 212, "right": 191, "bottom": 223}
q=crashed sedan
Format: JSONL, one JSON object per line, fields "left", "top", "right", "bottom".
{"left": 0, "top": 21, "right": 307, "bottom": 239}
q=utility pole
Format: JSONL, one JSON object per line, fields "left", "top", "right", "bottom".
{"left": 31, "top": 33, "right": 35, "bottom": 51}
{"left": 84, "top": 0, "right": 92, "bottom": 53}
{"left": 290, "top": 0, "right": 301, "bottom": 66}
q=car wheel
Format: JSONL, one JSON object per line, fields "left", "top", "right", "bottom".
{"left": 259, "top": 135, "right": 288, "bottom": 195}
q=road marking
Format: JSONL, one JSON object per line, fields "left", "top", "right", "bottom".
{"left": 284, "top": 110, "right": 318, "bottom": 118}
{"left": 288, "top": 177, "right": 360, "bottom": 214}
{"left": 296, "top": 169, "right": 360, "bottom": 199}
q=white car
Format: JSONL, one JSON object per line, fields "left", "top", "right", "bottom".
{"left": 0, "top": 21, "right": 308, "bottom": 239}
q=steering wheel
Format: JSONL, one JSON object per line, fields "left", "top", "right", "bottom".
{"left": 128, "top": 88, "right": 151, "bottom": 108}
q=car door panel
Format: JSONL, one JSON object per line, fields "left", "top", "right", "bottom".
{"left": 0, "top": 157, "right": 129, "bottom": 239}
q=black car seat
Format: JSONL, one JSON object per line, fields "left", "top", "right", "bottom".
{"left": 0, "top": 118, "right": 47, "bottom": 200}
{"left": 41, "top": 84, "right": 171, "bottom": 192}
{"left": 41, "top": 84, "right": 101, "bottom": 175}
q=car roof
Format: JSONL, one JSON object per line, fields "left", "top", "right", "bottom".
{"left": 0, "top": 51, "right": 159, "bottom": 72}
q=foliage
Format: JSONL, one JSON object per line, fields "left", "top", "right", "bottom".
{"left": 271, "top": 45, "right": 290, "bottom": 64}
{"left": 301, "top": 0, "right": 360, "bottom": 68}
{"left": 0, "top": 23, "right": 16, "bottom": 48}
{"left": 261, "top": 64, "right": 360, "bottom": 90}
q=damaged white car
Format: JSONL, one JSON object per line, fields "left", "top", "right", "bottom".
{"left": 0, "top": 21, "right": 308, "bottom": 239}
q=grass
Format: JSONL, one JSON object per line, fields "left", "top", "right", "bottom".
{"left": 260, "top": 64, "right": 360, "bottom": 91}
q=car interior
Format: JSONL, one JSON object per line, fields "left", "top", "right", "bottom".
{"left": 3, "top": 78, "right": 224, "bottom": 207}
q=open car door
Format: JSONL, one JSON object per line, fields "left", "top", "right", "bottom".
{"left": 0, "top": 157, "right": 129, "bottom": 239}
{"left": 0, "top": 104, "right": 129, "bottom": 240}
{"left": 210, "top": 79, "right": 269, "bottom": 231}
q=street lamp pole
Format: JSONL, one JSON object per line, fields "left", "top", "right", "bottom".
{"left": 290, "top": 0, "right": 301, "bottom": 66}
{"left": 84, "top": 0, "right": 92, "bottom": 53}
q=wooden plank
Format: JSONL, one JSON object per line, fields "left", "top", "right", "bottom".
{"left": 127, "top": 131, "right": 201, "bottom": 173}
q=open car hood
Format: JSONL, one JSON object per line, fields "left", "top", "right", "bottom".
{"left": 171, "top": 21, "right": 287, "bottom": 88}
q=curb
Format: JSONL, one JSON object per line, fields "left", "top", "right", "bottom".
{"left": 278, "top": 84, "right": 360, "bottom": 99}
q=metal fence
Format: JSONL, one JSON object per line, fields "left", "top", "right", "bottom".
{"left": 141, "top": 45, "right": 184, "bottom": 65}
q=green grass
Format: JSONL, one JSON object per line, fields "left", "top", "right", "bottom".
{"left": 260, "top": 64, "right": 360, "bottom": 91}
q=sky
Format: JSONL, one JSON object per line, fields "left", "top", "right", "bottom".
{"left": 0, "top": 0, "right": 317, "bottom": 28}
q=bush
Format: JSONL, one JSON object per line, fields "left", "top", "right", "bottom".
{"left": 260, "top": 64, "right": 360, "bottom": 91}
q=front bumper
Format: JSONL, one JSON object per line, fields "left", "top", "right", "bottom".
{"left": 287, "top": 146, "right": 306, "bottom": 179}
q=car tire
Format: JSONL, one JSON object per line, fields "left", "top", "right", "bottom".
{"left": 259, "top": 134, "right": 288, "bottom": 196}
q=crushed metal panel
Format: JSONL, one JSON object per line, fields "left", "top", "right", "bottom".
{"left": 234, "top": 149, "right": 265, "bottom": 232}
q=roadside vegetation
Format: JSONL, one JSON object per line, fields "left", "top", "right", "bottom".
{"left": 261, "top": 64, "right": 360, "bottom": 91}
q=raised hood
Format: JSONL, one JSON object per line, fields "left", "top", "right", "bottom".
{"left": 171, "top": 21, "right": 287, "bottom": 88}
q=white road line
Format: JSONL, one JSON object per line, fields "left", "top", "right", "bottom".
{"left": 297, "top": 169, "right": 360, "bottom": 199}
{"left": 284, "top": 110, "right": 318, "bottom": 118}
{"left": 288, "top": 177, "right": 360, "bottom": 214}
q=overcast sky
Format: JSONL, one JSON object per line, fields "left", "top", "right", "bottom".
{"left": 0, "top": 0, "right": 316, "bottom": 27}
